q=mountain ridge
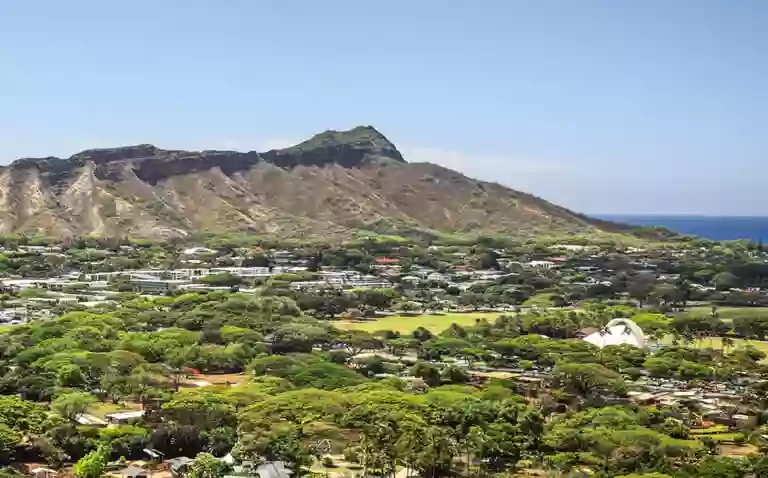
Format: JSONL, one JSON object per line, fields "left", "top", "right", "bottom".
{"left": 0, "top": 126, "right": 653, "bottom": 240}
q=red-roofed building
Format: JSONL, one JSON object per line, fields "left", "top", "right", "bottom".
{"left": 375, "top": 257, "right": 400, "bottom": 264}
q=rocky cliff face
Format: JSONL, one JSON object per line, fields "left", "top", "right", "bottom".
{"left": 0, "top": 126, "right": 635, "bottom": 240}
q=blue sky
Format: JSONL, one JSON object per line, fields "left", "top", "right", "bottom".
{"left": 1, "top": 0, "right": 765, "bottom": 215}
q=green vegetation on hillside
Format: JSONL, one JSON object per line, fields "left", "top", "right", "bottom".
{"left": 0, "top": 233, "right": 764, "bottom": 476}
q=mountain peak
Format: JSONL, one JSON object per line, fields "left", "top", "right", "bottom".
{"left": 279, "top": 125, "right": 396, "bottom": 151}
{"left": 71, "top": 144, "right": 163, "bottom": 163}
{"left": 262, "top": 125, "right": 405, "bottom": 168}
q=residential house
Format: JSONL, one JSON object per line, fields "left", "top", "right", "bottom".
{"left": 626, "top": 391, "right": 660, "bottom": 405}
{"left": 115, "top": 465, "right": 149, "bottom": 478}
{"left": 374, "top": 258, "right": 399, "bottom": 266}
{"left": 271, "top": 250, "right": 297, "bottom": 265}
{"left": 105, "top": 410, "right": 145, "bottom": 425}
{"left": 526, "top": 260, "right": 555, "bottom": 270}
{"left": 183, "top": 247, "right": 217, "bottom": 255}
{"left": 472, "top": 270, "right": 505, "bottom": 280}
{"left": 165, "top": 457, "right": 194, "bottom": 478}
{"left": 209, "top": 267, "right": 272, "bottom": 280}
{"left": 74, "top": 414, "right": 107, "bottom": 427}
{"left": 427, "top": 272, "right": 451, "bottom": 283}
{"left": 226, "top": 461, "right": 292, "bottom": 478}
{"left": 346, "top": 275, "right": 392, "bottom": 289}
{"left": 29, "top": 468, "right": 57, "bottom": 478}
{"left": 289, "top": 281, "right": 336, "bottom": 292}
{"left": 254, "top": 462, "right": 292, "bottom": 478}
{"left": 510, "top": 375, "right": 544, "bottom": 397}
{"left": 129, "top": 278, "right": 190, "bottom": 294}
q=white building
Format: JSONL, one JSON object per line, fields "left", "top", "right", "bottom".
{"left": 583, "top": 318, "right": 647, "bottom": 349}
{"left": 105, "top": 410, "right": 145, "bottom": 424}
{"left": 526, "top": 260, "right": 556, "bottom": 269}
{"left": 472, "top": 270, "right": 505, "bottom": 280}
{"left": 427, "top": 272, "right": 451, "bottom": 283}
{"left": 183, "top": 247, "right": 217, "bottom": 255}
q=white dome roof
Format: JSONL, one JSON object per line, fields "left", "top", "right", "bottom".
{"left": 583, "top": 318, "right": 647, "bottom": 349}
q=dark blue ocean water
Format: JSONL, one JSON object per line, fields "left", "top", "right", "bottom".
{"left": 598, "top": 215, "right": 768, "bottom": 242}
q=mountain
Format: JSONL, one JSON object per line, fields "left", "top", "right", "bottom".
{"left": 0, "top": 126, "right": 649, "bottom": 240}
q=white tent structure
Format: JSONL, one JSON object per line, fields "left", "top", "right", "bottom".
{"left": 583, "top": 318, "right": 647, "bottom": 349}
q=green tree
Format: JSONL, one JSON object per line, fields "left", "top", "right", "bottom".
{"left": 712, "top": 271, "right": 739, "bottom": 291}
{"left": 420, "top": 337, "right": 471, "bottom": 360}
{"left": 411, "top": 362, "right": 442, "bottom": 387}
{"left": 73, "top": 445, "right": 109, "bottom": 478}
{"left": 100, "top": 373, "right": 132, "bottom": 404}
{"left": 440, "top": 323, "right": 467, "bottom": 339}
{"left": 56, "top": 364, "right": 86, "bottom": 388}
{"left": 98, "top": 425, "right": 150, "bottom": 459}
{"left": 0, "top": 424, "right": 20, "bottom": 465}
{"left": 398, "top": 423, "right": 458, "bottom": 478}
{"left": 187, "top": 452, "right": 231, "bottom": 478}
{"left": 722, "top": 335, "right": 735, "bottom": 353}
{"left": 411, "top": 326, "right": 434, "bottom": 342}
{"left": 551, "top": 362, "right": 627, "bottom": 401}
{"left": 164, "top": 347, "right": 197, "bottom": 391}
{"left": 51, "top": 392, "right": 96, "bottom": 421}
{"left": 0, "top": 396, "right": 47, "bottom": 434}
{"left": 458, "top": 292, "right": 484, "bottom": 311}
{"left": 340, "top": 330, "right": 382, "bottom": 356}
{"left": 355, "top": 288, "right": 394, "bottom": 312}
{"left": 240, "top": 423, "right": 313, "bottom": 476}
{"left": 162, "top": 392, "right": 237, "bottom": 429}
{"left": 643, "top": 356, "right": 679, "bottom": 378}
{"left": 199, "top": 273, "right": 244, "bottom": 287}
{"left": 441, "top": 365, "right": 469, "bottom": 384}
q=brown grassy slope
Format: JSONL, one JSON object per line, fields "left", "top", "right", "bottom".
{"left": 0, "top": 126, "right": 651, "bottom": 240}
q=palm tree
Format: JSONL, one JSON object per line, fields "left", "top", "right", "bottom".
{"left": 466, "top": 427, "right": 490, "bottom": 475}
{"left": 709, "top": 319, "right": 721, "bottom": 350}
{"left": 592, "top": 325, "right": 611, "bottom": 363}
{"left": 670, "top": 331, "right": 681, "bottom": 346}
{"left": 722, "top": 335, "right": 735, "bottom": 354}
{"left": 452, "top": 401, "right": 489, "bottom": 476}
{"left": 646, "top": 329, "right": 663, "bottom": 346}
{"left": 128, "top": 366, "right": 157, "bottom": 409}
{"left": 696, "top": 330, "right": 707, "bottom": 349}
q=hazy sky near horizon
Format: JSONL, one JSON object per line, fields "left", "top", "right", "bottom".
{"left": 1, "top": 1, "right": 765, "bottom": 215}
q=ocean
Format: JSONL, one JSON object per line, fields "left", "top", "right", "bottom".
{"left": 597, "top": 215, "right": 768, "bottom": 242}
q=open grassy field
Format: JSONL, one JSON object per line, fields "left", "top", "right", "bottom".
{"left": 690, "top": 425, "right": 729, "bottom": 435}
{"left": 700, "top": 433, "right": 745, "bottom": 442}
{"left": 522, "top": 292, "right": 556, "bottom": 307}
{"left": 660, "top": 335, "right": 768, "bottom": 354}
{"left": 87, "top": 401, "right": 141, "bottom": 419}
{"left": 685, "top": 306, "right": 768, "bottom": 323}
{"left": 719, "top": 443, "right": 758, "bottom": 457}
{"left": 333, "top": 312, "right": 504, "bottom": 333}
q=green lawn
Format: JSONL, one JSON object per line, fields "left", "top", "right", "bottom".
{"left": 685, "top": 306, "right": 768, "bottom": 323}
{"left": 522, "top": 292, "right": 556, "bottom": 307}
{"left": 695, "top": 432, "right": 744, "bottom": 442}
{"left": 660, "top": 335, "right": 768, "bottom": 354}
{"left": 690, "top": 425, "right": 729, "bottom": 435}
{"left": 87, "top": 401, "right": 141, "bottom": 419}
{"left": 333, "top": 312, "right": 504, "bottom": 333}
